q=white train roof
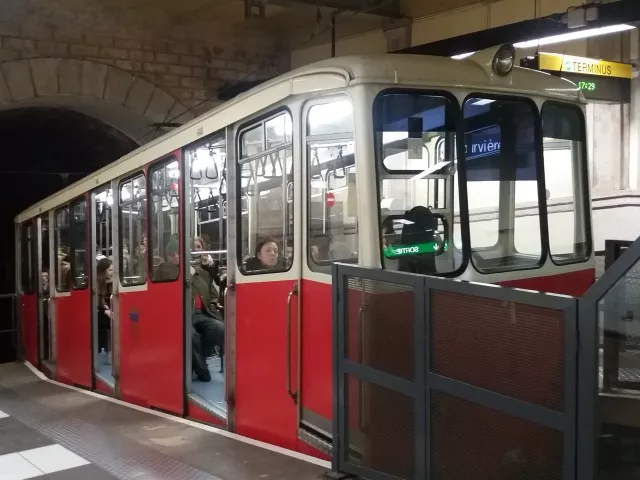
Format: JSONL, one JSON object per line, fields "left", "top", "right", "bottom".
{"left": 16, "top": 47, "right": 582, "bottom": 223}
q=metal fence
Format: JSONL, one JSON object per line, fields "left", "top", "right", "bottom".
{"left": 578, "top": 238, "right": 640, "bottom": 480}
{"left": 332, "top": 264, "right": 578, "bottom": 480}
{"left": 0, "top": 293, "right": 18, "bottom": 363}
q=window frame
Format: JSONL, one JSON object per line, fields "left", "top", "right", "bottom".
{"left": 372, "top": 87, "right": 469, "bottom": 279}
{"left": 461, "top": 91, "right": 549, "bottom": 275}
{"left": 70, "top": 197, "right": 89, "bottom": 290}
{"left": 118, "top": 171, "right": 148, "bottom": 287}
{"left": 541, "top": 100, "right": 592, "bottom": 267}
{"left": 148, "top": 155, "right": 181, "bottom": 284}
{"left": 20, "top": 221, "right": 35, "bottom": 295}
{"left": 304, "top": 95, "right": 358, "bottom": 274}
{"left": 235, "top": 106, "right": 294, "bottom": 276}
{"left": 54, "top": 205, "right": 71, "bottom": 293}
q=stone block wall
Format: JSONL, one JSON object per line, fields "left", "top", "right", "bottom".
{"left": 0, "top": 0, "right": 289, "bottom": 119}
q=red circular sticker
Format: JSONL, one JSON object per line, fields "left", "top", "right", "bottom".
{"left": 326, "top": 192, "right": 335, "bottom": 207}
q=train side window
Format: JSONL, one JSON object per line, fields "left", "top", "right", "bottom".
{"left": 374, "top": 91, "right": 461, "bottom": 276}
{"left": 71, "top": 199, "right": 89, "bottom": 289}
{"left": 306, "top": 98, "right": 358, "bottom": 272}
{"left": 237, "top": 110, "right": 293, "bottom": 274}
{"left": 542, "top": 102, "right": 591, "bottom": 264}
{"left": 463, "top": 95, "right": 543, "bottom": 273}
{"left": 20, "top": 222, "right": 35, "bottom": 295}
{"left": 54, "top": 207, "right": 71, "bottom": 292}
{"left": 150, "top": 159, "right": 181, "bottom": 282}
{"left": 119, "top": 174, "right": 147, "bottom": 286}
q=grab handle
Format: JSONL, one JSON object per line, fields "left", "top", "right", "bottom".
{"left": 286, "top": 281, "right": 299, "bottom": 403}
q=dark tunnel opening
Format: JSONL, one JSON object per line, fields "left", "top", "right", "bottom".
{"left": 0, "top": 107, "right": 139, "bottom": 361}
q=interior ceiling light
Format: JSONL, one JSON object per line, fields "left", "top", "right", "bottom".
{"left": 451, "top": 24, "right": 636, "bottom": 59}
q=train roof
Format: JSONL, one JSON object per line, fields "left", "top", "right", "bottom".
{"left": 16, "top": 47, "right": 582, "bottom": 223}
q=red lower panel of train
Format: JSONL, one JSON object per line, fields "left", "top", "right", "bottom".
{"left": 118, "top": 281, "right": 183, "bottom": 415}
{"left": 20, "top": 294, "right": 38, "bottom": 366}
{"left": 56, "top": 290, "right": 91, "bottom": 388}
{"left": 500, "top": 268, "right": 595, "bottom": 296}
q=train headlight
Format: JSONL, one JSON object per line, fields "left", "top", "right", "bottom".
{"left": 492, "top": 44, "right": 516, "bottom": 76}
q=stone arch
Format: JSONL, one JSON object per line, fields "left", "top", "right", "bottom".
{"left": 0, "top": 58, "right": 194, "bottom": 144}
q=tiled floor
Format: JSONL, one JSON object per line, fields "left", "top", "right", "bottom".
{"left": 0, "top": 363, "right": 327, "bottom": 480}
{"left": 0, "top": 408, "right": 116, "bottom": 480}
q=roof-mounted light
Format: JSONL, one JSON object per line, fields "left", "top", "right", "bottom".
{"left": 492, "top": 44, "right": 516, "bottom": 76}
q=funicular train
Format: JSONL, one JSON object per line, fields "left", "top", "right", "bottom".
{"left": 16, "top": 43, "right": 594, "bottom": 461}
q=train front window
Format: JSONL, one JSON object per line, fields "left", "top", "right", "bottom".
{"left": 463, "top": 96, "right": 543, "bottom": 273}
{"left": 374, "top": 91, "right": 462, "bottom": 276}
{"left": 541, "top": 102, "right": 591, "bottom": 264}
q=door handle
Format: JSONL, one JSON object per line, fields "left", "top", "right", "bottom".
{"left": 286, "top": 281, "right": 298, "bottom": 403}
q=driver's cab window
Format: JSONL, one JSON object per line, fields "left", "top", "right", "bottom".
{"left": 374, "top": 90, "right": 462, "bottom": 276}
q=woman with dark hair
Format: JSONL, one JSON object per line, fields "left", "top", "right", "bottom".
{"left": 96, "top": 257, "right": 114, "bottom": 356}
{"left": 245, "top": 237, "right": 283, "bottom": 271}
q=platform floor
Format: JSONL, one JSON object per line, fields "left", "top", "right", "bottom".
{"left": 0, "top": 362, "right": 328, "bottom": 480}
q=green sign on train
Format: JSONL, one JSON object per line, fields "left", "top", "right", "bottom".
{"left": 384, "top": 241, "right": 448, "bottom": 258}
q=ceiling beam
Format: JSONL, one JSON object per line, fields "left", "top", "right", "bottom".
{"left": 285, "top": 0, "right": 401, "bottom": 18}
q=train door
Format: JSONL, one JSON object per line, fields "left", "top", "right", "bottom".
{"left": 297, "top": 96, "right": 357, "bottom": 457}
{"left": 233, "top": 109, "right": 301, "bottom": 449}
{"left": 18, "top": 221, "right": 38, "bottom": 366}
{"left": 184, "top": 130, "right": 229, "bottom": 426}
{"left": 91, "top": 185, "right": 116, "bottom": 395}
{"left": 54, "top": 199, "right": 92, "bottom": 387}
{"left": 37, "top": 215, "right": 55, "bottom": 375}
{"left": 118, "top": 156, "right": 183, "bottom": 415}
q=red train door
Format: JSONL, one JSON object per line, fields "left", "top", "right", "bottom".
{"left": 53, "top": 198, "right": 92, "bottom": 388}
{"left": 297, "top": 96, "right": 358, "bottom": 458}
{"left": 233, "top": 109, "right": 301, "bottom": 450}
{"left": 18, "top": 221, "right": 38, "bottom": 366}
{"left": 118, "top": 155, "right": 184, "bottom": 414}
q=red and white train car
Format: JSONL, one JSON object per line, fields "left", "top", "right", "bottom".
{"left": 15, "top": 44, "right": 594, "bottom": 459}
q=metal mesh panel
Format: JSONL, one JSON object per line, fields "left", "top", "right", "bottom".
{"left": 599, "top": 259, "right": 640, "bottom": 390}
{"left": 345, "top": 276, "right": 415, "bottom": 381}
{"left": 344, "top": 374, "right": 415, "bottom": 479}
{"left": 430, "top": 391, "right": 564, "bottom": 480}
{"left": 430, "top": 290, "right": 565, "bottom": 411}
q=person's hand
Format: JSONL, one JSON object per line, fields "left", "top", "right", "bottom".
{"left": 201, "top": 254, "right": 213, "bottom": 266}
{"left": 104, "top": 308, "right": 111, "bottom": 318}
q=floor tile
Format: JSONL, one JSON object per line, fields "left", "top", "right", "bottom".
{"left": 0, "top": 409, "right": 9, "bottom": 419}
{"left": 0, "top": 418, "right": 55, "bottom": 455}
{"left": 43, "top": 464, "right": 117, "bottom": 479}
{"left": 18, "top": 445, "right": 89, "bottom": 474}
{"left": 0, "top": 452, "right": 43, "bottom": 480}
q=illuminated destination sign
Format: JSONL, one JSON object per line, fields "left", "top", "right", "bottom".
{"left": 521, "top": 53, "right": 631, "bottom": 103}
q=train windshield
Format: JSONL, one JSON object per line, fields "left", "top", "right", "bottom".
{"left": 374, "top": 91, "right": 461, "bottom": 275}
{"left": 374, "top": 89, "right": 590, "bottom": 275}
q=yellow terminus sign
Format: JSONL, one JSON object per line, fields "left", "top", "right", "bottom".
{"left": 538, "top": 52, "right": 632, "bottom": 79}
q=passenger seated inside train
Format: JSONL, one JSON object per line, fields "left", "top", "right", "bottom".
{"left": 191, "top": 236, "right": 225, "bottom": 383}
{"left": 96, "top": 258, "right": 113, "bottom": 363}
{"left": 245, "top": 237, "right": 286, "bottom": 271}
{"left": 155, "top": 237, "right": 180, "bottom": 280}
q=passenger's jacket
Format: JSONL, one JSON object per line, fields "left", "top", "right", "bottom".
{"left": 191, "top": 260, "right": 222, "bottom": 319}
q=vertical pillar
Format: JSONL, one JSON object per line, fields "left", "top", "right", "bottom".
{"left": 629, "top": 29, "right": 639, "bottom": 191}
{"left": 586, "top": 32, "right": 632, "bottom": 194}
